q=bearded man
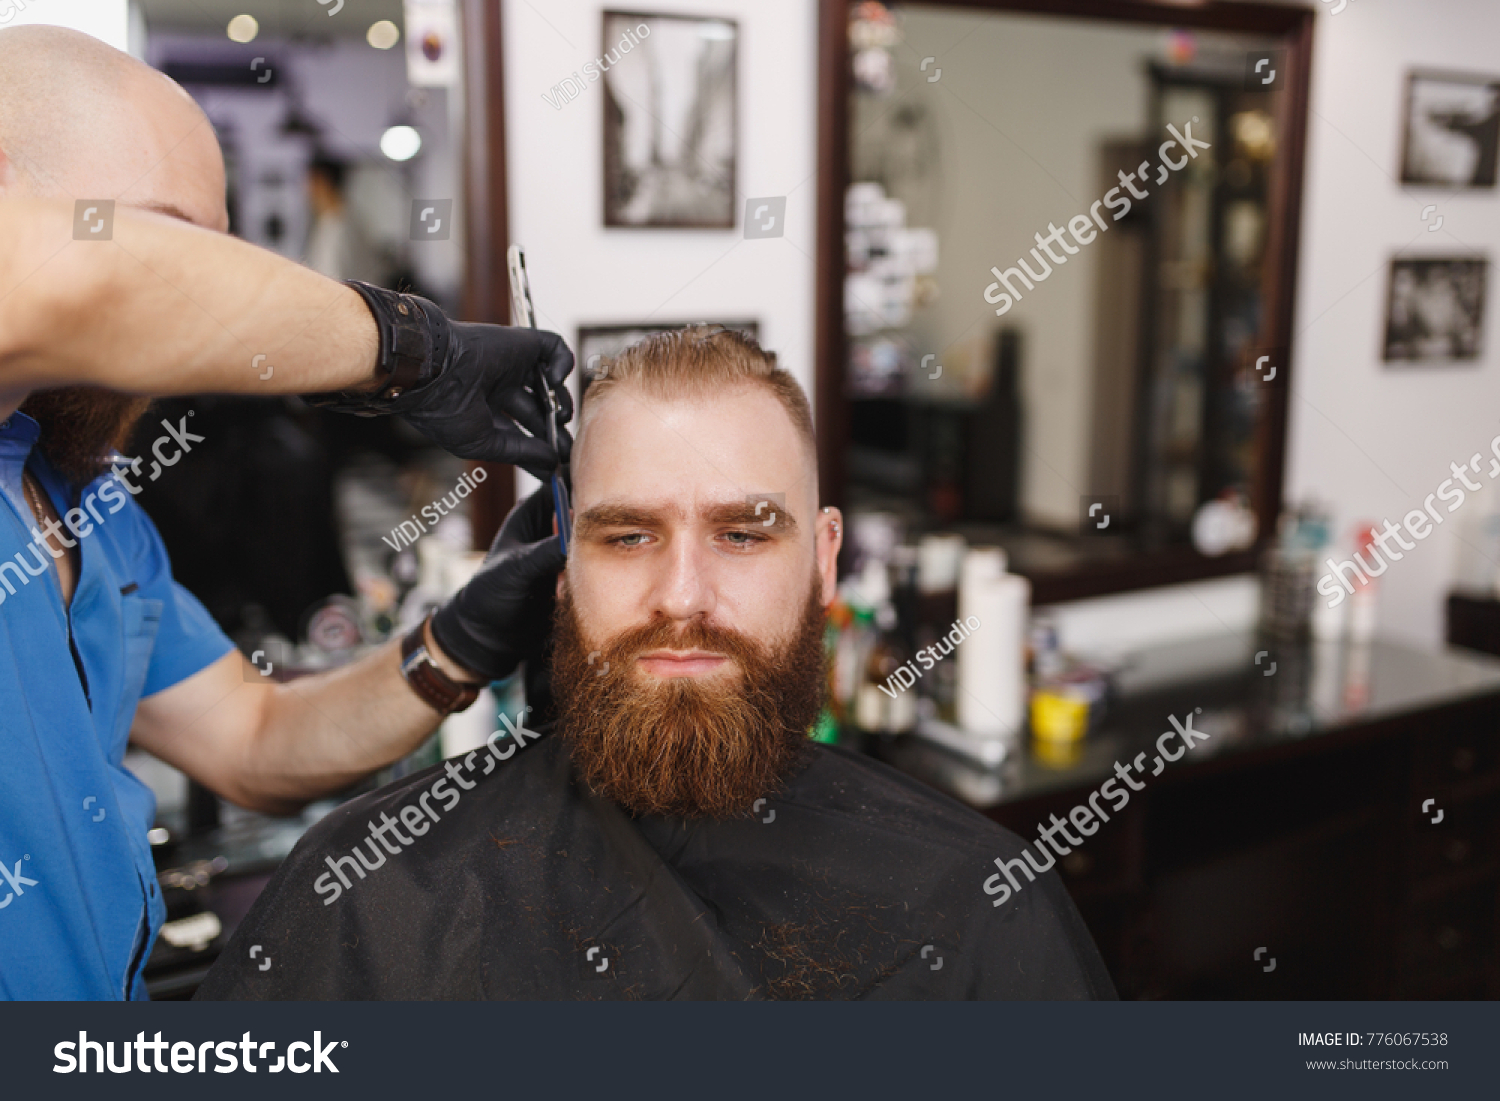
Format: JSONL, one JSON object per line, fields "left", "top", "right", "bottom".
{"left": 198, "top": 328, "right": 1114, "bottom": 1000}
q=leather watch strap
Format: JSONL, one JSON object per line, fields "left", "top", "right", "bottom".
{"left": 400, "top": 618, "right": 481, "bottom": 716}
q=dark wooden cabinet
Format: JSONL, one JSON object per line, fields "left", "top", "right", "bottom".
{"left": 984, "top": 695, "right": 1500, "bottom": 998}
{"left": 1448, "top": 591, "right": 1500, "bottom": 659}
{"left": 890, "top": 638, "right": 1500, "bottom": 999}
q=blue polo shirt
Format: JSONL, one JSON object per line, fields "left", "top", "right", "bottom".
{"left": 0, "top": 411, "right": 234, "bottom": 1000}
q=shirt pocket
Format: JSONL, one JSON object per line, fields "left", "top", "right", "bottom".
{"left": 114, "top": 593, "right": 163, "bottom": 747}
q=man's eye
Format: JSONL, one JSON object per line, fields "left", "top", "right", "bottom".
{"left": 611, "top": 533, "right": 649, "bottom": 547}
{"left": 721, "top": 530, "right": 768, "bottom": 548}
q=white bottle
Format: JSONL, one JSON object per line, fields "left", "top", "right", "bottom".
{"left": 956, "top": 548, "right": 1029, "bottom": 741}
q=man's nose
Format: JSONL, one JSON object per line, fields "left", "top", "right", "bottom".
{"left": 647, "top": 535, "right": 717, "bottom": 622}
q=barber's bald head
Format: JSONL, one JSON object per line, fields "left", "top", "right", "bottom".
{"left": 0, "top": 25, "right": 226, "bottom": 231}
{"left": 1, "top": 26, "right": 228, "bottom": 484}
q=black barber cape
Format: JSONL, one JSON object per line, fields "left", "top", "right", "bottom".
{"left": 197, "top": 728, "right": 1115, "bottom": 1000}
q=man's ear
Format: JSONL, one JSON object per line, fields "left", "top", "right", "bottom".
{"left": 816, "top": 507, "right": 843, "bottom": 606}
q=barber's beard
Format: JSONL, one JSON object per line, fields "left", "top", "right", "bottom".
{"left": 551, "top": 580, "right": 828, "bottom": 820}
{"left": 19, "top": 386, "right": 152, "bottom": 486}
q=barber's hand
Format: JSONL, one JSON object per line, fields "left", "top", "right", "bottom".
{"left": 307, "top": 283, "right": 574, "bottom": 481}
{"left": 400, "top": 320, "right": 574, "bottom": 481}
{"left": 429, "top": 486, "right": 563, "bottom": 683}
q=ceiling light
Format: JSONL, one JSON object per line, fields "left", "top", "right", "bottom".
{"left": 227, "top": 14, "right": 259, "bottom": 44}
{"left": 380, "top": 125, "right": 422, "bottom": 162}
{"left": 367, "top": 20, "right": 401, "bottom": 50}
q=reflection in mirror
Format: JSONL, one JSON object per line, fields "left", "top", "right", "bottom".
{"left": 130, "top": 0, "right": 482, "bottom": 668}
{"left": 842, "top": 6, "right": 1284, "bottom": 586}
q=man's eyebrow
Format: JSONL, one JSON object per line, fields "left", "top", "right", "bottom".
{"left": 574, "top": 500, "right": 798, "bottom": 535}
{"left": 574, "top": 503, "right": 671, "bottom": 536}
{"left": 702, "top": 500, "right": 797, "bottom": 533}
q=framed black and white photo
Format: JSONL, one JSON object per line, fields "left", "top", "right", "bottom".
{"left": 602, "top": 11, "right": 738, "bottom": 228}
{"left": 578, "top": 321, "right": 760, "bottom": 393}
{"left": 1383, "top": 257, "right": 1487, "bottom": 363}
{"left": 1401, "top": 71, "right": 1500, "bottom": 188}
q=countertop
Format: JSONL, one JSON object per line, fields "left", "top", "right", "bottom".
{"left": 878, "top": 633, "right": 1500, "bottom": 810}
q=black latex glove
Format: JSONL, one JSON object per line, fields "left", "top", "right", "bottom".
{"left": 307, "top": 282, "right": 574, "bottom": 481}
{"left": 398, "top": 319, "right": 574, "bottom": 481}
{"left": 430, "top": 485, "right": 564, "bottom": 684}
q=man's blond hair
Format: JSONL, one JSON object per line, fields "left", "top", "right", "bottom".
{"left": 582, "top": 325, "right": 816, "bottom": 462}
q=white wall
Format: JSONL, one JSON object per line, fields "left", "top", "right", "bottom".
{"left": 0, "top": 0, "right": 129, "bottom": 49}
{"left": 1285, "top": 0, "right": 1500, "bottom": 647}
{"left": 500, "top": 0, "right": 1499, "bottom": 650}
{"left": 501, "top": 0, "right": 817, "bottom": 497}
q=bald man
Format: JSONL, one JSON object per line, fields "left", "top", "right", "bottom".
{"left": 0, "top": 26, "right": 576, "bottom": 999}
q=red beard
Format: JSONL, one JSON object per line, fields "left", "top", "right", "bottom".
{"left": 550, "top": 580, "right": 828, "bottom": 819}
{"left": 20, "top": 386, "right": 152, "bottom": 486}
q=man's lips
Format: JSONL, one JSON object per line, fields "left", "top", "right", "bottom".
{"left": 636, "top": 649, "right": 730, "bottom": 677}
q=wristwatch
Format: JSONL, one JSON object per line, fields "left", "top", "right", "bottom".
{"left": 400, "top": 617, "right": 481, "bottom": 715}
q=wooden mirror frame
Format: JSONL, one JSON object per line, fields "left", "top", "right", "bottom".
{"left": 815, "top": 0, "right": 1315, "bottom": 604}
{"left": 459, "top": 0, "right": 518, "bottom": 545}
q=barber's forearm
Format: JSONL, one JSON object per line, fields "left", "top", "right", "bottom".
{"left": 242, "top": 639, "right": 450, "bottom": 814}
{"left": 0, "top": 198, "right": 378, "bottom": 400}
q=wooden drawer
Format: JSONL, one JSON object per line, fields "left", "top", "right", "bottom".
{"left": 1405, "top": 790, "right": 1500, "bottom": 890}
{"left": 989, "top": 789, "right": 1140, "bottom": 898}
{"left": 1395, "top": 879, "right": 1498, "bottom": 997}
{"left": 1409, "top": 705, "right": 1500, "bottom": 792}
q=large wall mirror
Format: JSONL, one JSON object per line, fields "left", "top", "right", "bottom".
{"left": 816, "top": 0, "right": 1313, "bottom": 602}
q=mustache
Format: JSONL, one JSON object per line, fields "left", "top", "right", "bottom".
{"left": 585, "top": 612, "right": 772, "bottom": 675}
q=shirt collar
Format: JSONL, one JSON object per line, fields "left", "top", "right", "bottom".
{"left": 0, "top": 409, "right": 41, "bottom": 456}
{"left": 0, "top": 411, "right": 93, "bottom": 516}
{"left": 0, "top": 411, "right": 41, "bottom": 520}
